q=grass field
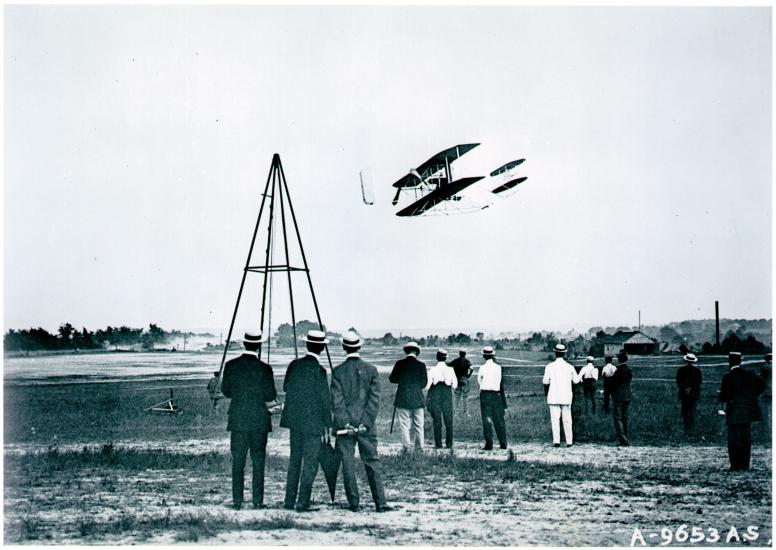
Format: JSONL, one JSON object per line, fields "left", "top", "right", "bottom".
{"left": 3, "top": 349, "right": 772, "bottom": 545}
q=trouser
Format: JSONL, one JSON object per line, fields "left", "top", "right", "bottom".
{"left": 603, "top": 379, "right": 612, "bottom": 413}
{"left": 284, "top": 430, "right": 321, "bottom": 509}
{"left": 230, "top": 430, "right": 269, "bottom": 506}
{"left": 549, "top": 404, "right": 573, "bottom": 445}
{"left": 480, "top": 391, "right": 507, "bottom": 448}
{"left": 583, "top": 380, "right": 596, "bottom": 413}
{"left": 680, "top": 398, "right": 698, "bottom": 434}
{"left": 454, "top": 381, "right": 471, "bottom": 413}
{"left": 761, "top": 396, "right": 771, "bottom": 432}
{"left": 727, "top": 422, "right": 752, "bottom": 471}
{"left": 428, "top": 385, "right": 454, "bottom": 448}
{"left": 336, "top": 431, "right": 386, "bottom": 509}
{"left": 613, "top": 400, "right": 630, "bottom": 445}
{"left": 396, "top": 407, "right": 424, "bottom": 450}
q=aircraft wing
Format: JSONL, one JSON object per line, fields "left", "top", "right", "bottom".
{"left": 489, "top": 159, "right": 525, "bottom": 177}
{"left": 396, "top": 176, "right": 484, "bottom": 217}
{"left": 392, "top": 143, "right": 481, "bottom": 188}
{"left": 492, "top": 177, "right": 527, "bottom": 194}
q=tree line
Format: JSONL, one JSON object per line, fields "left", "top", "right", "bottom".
{"left": 3, "top": 323, "right": 212, "bottom": 352}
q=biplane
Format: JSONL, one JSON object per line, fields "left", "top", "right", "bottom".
{"left": 387, "top": 143, "right": 528, "bottom": 216}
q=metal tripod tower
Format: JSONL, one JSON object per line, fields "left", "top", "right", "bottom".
{"left": 216, "top": 154, "right": 332, "bottom": 387}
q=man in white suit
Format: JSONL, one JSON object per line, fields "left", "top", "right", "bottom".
{"left": 543, "top": 343, "right": 581, "bottom": 447}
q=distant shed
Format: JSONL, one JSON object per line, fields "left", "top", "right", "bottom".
{"left": 601, "top": 331, "right": 657, "bottom": 356}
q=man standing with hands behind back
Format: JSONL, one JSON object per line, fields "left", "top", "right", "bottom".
{"left": 280, "top": 329, "right": 332, "bottom": 512}
{"left": 220, "top": 331, "right": 278, "bottom": 510}
{"left": 389, "top": 341, "right": 428, "bottom": 452}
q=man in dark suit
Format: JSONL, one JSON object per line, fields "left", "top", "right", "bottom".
{"left": 331, "top": 331, "right": 388, "bottom": 512}
{"left": 220, "top": 331, "right": 277, "bottom": 510}
{"left": 389, "top": 341, "right": 428, "bottom": 451}
{"left": 676, "top": 353, "right": 702, "bottom": 436}
{"left": 719, "top": 351, "right": 765, "bottom": 471}
{"left": 610, "top": 350, "right": 633, "bottom": 446}
{"left": 449, "top": 350, "right": 473, "bottom": 414}
{"left": 760, "top": 353, "right": 771, "bottom": 431}
{"left": 280, "top": 329, "right": 332, "bottom": 511}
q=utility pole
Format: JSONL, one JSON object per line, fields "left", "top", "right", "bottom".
{"left": 638, "top": 310, "right": 641, "bottom": 331}
{"left": 715, "top": 301, "right": 720, "bottom": 346}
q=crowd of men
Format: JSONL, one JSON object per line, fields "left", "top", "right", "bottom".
{"left": 214, "top": 331, "right": 772, "bottom": 511}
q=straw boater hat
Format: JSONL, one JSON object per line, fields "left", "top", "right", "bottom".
{"left": 683, "top": 353, "right": 698, "bottom": 363}
{"left": 482, "top": 346, "right": 495, "bottom": 357}
{"left": 341, "top": 331, "right": 362, "bottom": 349}
{"left": 403, "top": 341, "right": 420, "bottom": 353}
{"left": 554, "top": 343, "right": 567, "bottom": 354}
{"left": 437, "top": 348, "right": 448, "bottom": 358}
{"left": 303, "top": 329, "right": 329, "bottom": 345}
{"left": 243, "top": 331, "right": 265, "bottom": 344}
{"left": 586, "top": 355, "right": 594, "bottom": 362}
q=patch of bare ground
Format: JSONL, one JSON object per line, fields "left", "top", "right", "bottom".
{"left": 4, "top": 441, "right": 770, "bottom": 545}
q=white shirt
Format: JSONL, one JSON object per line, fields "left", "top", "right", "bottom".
{"left": 477, "top": 359, "right": 502, "bottom": 391}
{"left": 242, "top": 350, "right": 259, "bottom": 358}
{"left": 542, "top": 357, "right": 581, "bottom": 405}
{"left": 579, "top": 363, "right": 599, "bottom": 380}
{"left": 425, "top": 361, "right": 458, "bottom": 390}
{"left": 601, "top": 363, "right": 616, "bottom": 377}
{"left": 346, "top": 352, "right": 360, "bottom": 359}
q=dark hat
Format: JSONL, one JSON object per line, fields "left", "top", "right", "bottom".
{"left": 213, "top": 371, "right": 221, "bottom": 376}
{"left": 765, "top": 353, "right": 772, "bottom": 362}
{"left": 341, "top": 331, "right": 362, "bottom": 348}
{"left": 459, "top": 349, "right": 467, "bottom": 356}
{"left": 617, "top": 351, "right": 628, "bottom": 364}
{"left": 303, "top": 329, "right": 329, "bottom": 345}
{"left": 604, "top": 355, "right": 613, "bottom": 363}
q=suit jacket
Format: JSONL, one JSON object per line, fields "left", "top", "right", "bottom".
{"left": 610, "top": 364, "right": 633, "bottom": 403}
{"left": 221, "top": 353, "right": 277, "bottom": 432}
{"left": 676, "top": 364, "right": 702, "bottom": 401}
{"left": 720, "top": 367, "right": 765, "bottom": 425}
{"left": 331, "top": 357, "right": 380, "bottom": 431}
{"left": 389, "top": 355, "right": 428, "bottom": 409}
{"left": 280, "top": 355, "right": 332, "bottom": 435}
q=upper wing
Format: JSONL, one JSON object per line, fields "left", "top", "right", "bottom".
{"left": 396, "top": 176, "right": 484, "bottom": 217}
{"left": 392, "top": 143, "right": 481, "bottom": 188}
{"left": 492, "top": 176, "right": 527, "bottom": 194}
{"left": 489, "top": 159, "right": 525, "bottom": 177}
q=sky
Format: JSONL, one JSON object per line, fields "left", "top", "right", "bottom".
{"left": 4, "top": 6, "right": 772, "bottom": 337}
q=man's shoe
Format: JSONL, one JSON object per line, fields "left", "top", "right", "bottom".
{"left": 553, "top": 443, "right": 560, "bottom": 448}
{"left": 376, "top": 505, "right": 395, "bottom": 513}
{"left": 253, "top": 503, "right": 267, "bottom": 510}
{"left": 348, "top": 504, "right": 360, "bottom": 512}
{"left": 481, "top": 445, "right": 493, "bottom": 451}
{"left": 566, "top": 443, "right": 573, "bottom": 448}
{"left": 282, "top": 503, "right": 295, "bottom": 511}
{"left": 500, "top": 444, "right": 508, "bottom": 450}
{"left": 232, "top": 503, "right": 242, "bottom": 510}
{"left": 295, "top": 505, "right": 320, "bottom": 513}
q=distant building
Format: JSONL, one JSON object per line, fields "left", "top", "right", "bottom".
{"left": 600, "top": 331, "right": 658, "bottom": 356}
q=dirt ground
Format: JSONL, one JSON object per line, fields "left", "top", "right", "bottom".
{"left": 4, "top": 439, "right": 771, "bottom": 546}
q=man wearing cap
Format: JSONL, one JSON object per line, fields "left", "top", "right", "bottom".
{"left": 280, "top": 329, "right": 333, "bottom": 511}
{"left": 675, "top": 353, "right": 702, "bottom": 436}
{"left": 449, "top": 350, "right": 474, "bottom": 415}
{"left": 330, "top": 331, "right": 388, "bottom": 512}
{"left": 478, "top": 346, "right": 508, "bottom": 450}
{"left": 579, "top": 356, "right": 599, "bottom": 413}
{"left": 207, "top": 370, "right": 223, "bottom": 414}
{"left": 425, "top": 349, "right": 458, "bottom": 449}
{"left": 719, "top": 351, "right": 765, "bottom": 471}
{"left": 610, "top": 351, "right": 633, "bottom": 446}
{"left": 389, "top": 342, "right": 428, "bottom": 452}
{"left": 542, "top": 344, "right": 581, "bottom": 447}
{"left": 601, "top": 355, "right": 616, "bottom": 414}
{"left": 220, "top": 331, "right": 278, "bottom": 510}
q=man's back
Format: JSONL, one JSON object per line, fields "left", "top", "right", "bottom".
{"left": 280, "top": 355, "right": 332, "bottom": 434}
{"left": 610, "top": 364, "right": 633, "bottom": 403}
{"left": 449, "top": 357, "right": 472, "bottom": 380}
{"left": 720, "top": 368, "right": 765, "bottom": 425}
{"left": 221, "top": 354, "right": 277, "bottom": 432}
{"left": 331, "top": 357, "right": 380, "bottom": 430}
{"left": 389, "top": 355, "right": 427, "bottom": 408}
{"left": 676, "top": 364, "right": 702, "bottom": 400}
{"left": 543, "top": 358, "right": 578, "bottom": 404}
